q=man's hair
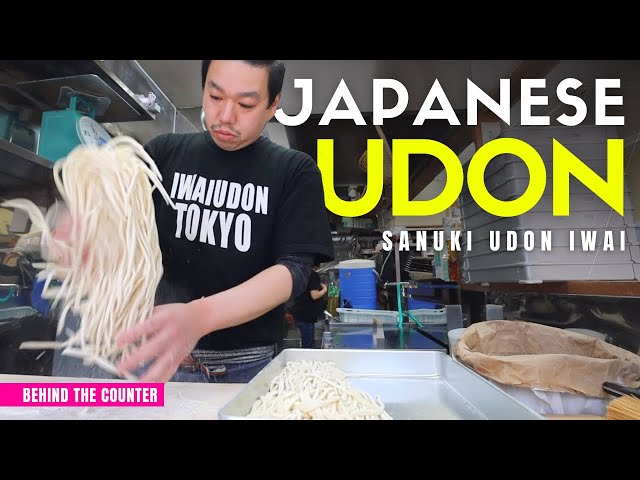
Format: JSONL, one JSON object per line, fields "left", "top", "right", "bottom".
{"left": 201, "top": 60, "right": 286, "bottom": 109}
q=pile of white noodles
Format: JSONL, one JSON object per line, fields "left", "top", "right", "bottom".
{"left": 247, "top": 360, "right": 392, "bottom": 420}
{"left": 1, "top": 136, "right": 175, "bottom": 378}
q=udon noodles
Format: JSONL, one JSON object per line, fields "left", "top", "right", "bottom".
{"left": 247, "top": 360, "right": 392, "bottom": 420}
{"left": 2, "top": 136, "right": 174, "bottom": 378}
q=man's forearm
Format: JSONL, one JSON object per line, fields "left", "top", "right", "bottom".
{"left": 187, "top": 264, "right": 293, "bottom": 337}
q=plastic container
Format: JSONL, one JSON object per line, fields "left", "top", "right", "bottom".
{"left": 492, "top": 124, "right": 619, "bottom": 147}
{"left": 463, "top": 262, "right": 638, "bottom": 282}
{"left": 461, "top": 192, "right": 633, "bottom": 227}
{"left": 460, "top": 123, "right": 622, "bottom": 205}
{"left": 407, "top": 297, "right": 442, "bottom": 310}
{"left": 337, "top": 307, "right": 399, "bottom": 324}
{"left": 338, "top": 259, "right": 377, "bottom": 310}
{"left": 484, "top": 141, "right": 613, "bottom": 177}
{"left": 408, "top": 308, "right": 448, "bottom": 325}
{"left": 462, "top": 204, "right": 633, "bottom": 232}
{"left": 337, "top": 307, "right": 447, "bottom": 325}
{"left": 447, "top": 328, "right": 466, "bottom": 351}
{"left": 565, "top": 328, "right": 608, "bottom": 341}
{"left": 0, "top": 109, "right": 14, "bottom": 141}
{"left": 0, "top": 306, "right": 37, "bottom": 320}
{"left": 463, "top": 243, "right": 635, "bottom": 269}
{"left": 460, "top": 175, "right": 631, "bottom": 209}
{"left": 462, "top": 158, "right": 611, "bottom": 200}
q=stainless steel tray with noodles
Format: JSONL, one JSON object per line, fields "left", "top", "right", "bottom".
{"left": 218, "top": 349, "right": 543, "bottom": 420}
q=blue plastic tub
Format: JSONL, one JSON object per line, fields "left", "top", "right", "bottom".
{"left": 338, "top": 259, "right": 377, "bottom": 310}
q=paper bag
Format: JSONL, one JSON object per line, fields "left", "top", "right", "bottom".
{"left": 453, "top": 320, "right": 640, "bottom": 398}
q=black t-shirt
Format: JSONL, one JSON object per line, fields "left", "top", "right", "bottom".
{"left": 145, "top": 131, "right": 335, "bottom": 350}
{"left": 290, "top": 271, "right": 327, "bottom": 323}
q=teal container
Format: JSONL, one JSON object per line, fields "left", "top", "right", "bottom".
{"left": 37, "top": 107, "right": 84, "bottom": 162}
{"left": 338, "top": 259, "right": 378, "bottom": 310}
{"left": 0, "top": 109, "right": 15, "bottom": 141}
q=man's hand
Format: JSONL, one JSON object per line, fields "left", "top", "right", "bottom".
{"left": 48, "top": 206, "right": 90, "bottom": 266}
{"left": 116, "top": 303, "right": 205, "bottom": 382}
{"left": 310, "top": 283, "right": 327, "bottom": 301}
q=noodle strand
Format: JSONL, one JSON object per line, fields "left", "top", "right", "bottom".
{"left": 3, "top": 136, "right": 174, "bottom": 377}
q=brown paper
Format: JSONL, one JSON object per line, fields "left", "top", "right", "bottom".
{"left": 452, "top": 320, "right": 640, "bottom": 398}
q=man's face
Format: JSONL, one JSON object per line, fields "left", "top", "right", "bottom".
{"left": 202, "top": 60, "right": 280, "bottom": 151}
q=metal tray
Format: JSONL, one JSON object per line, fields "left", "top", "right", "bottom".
{"left": 218, "top": 349, "right": 543, "bottom": 420}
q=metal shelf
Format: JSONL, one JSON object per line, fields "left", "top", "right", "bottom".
{"left": 461, "top": 280, "right": 640, "bottom": 298}
{"left": 0, "top": 60, "right": 156, "bottom": 123}
{"left": 0, "top": 139, "right": 52, "bottom": 190}
{"left": 15, "top": 74, "right": 153, "bottom": 123}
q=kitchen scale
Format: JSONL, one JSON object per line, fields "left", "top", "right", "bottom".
{"left": 37, "top": 86, "right": 112, "bottom": 162}
{"left": 16, "top": 73, "right": 155, "bottom": 162}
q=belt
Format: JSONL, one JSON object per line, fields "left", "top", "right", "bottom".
{"left": 182, "top": 345, "right": 275, "bottom": 377}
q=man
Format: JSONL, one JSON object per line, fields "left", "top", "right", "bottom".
{"left": 111, "top": 60, "right": 334, "bottom": 383}
{"left": 290, "top": 270, "right": 327, "bottom": 348}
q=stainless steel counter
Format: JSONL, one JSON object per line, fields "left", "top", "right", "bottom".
{"left": 0, "top": 374, "right": 244, "bottom": 420}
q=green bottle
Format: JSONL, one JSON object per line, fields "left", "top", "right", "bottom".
{"left": 327, "top": 281, "right": 340, "bottom": 316}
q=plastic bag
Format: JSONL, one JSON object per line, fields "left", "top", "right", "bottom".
{"left": 452, "top": 320, "right": 640, "bottom": 400}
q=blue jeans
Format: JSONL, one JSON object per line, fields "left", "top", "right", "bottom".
{"left": 298, "top": 322, "right": 316, "bottom": 348}
{"left": 54, "top": 348, "right": 272, "bottom": 384}
{"left": 170, "top": 357, "right": 272, "bottom": 384}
